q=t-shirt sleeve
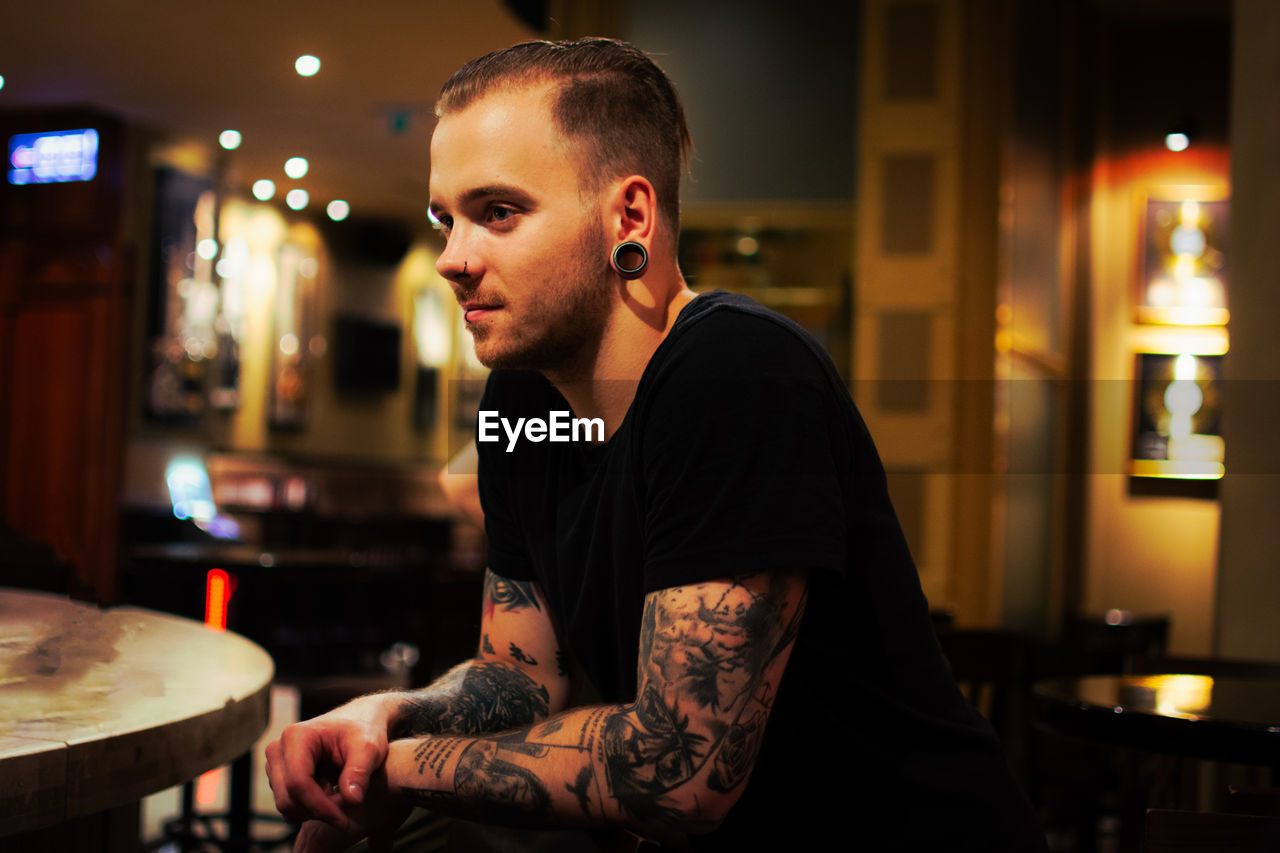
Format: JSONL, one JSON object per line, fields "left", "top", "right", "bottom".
{"left": 636, "top": 312, "right": 849, "bottom": 593}
{"left": 476, "top": 371, "right": 537, "bottom": 582}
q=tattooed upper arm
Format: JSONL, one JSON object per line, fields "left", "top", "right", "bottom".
{"left": 390, "top": 570, "right": 570, "bottom": 739}
{"left": 484, "top": 571, "right": 541, "bottom": 613}
{"left": 604, "top": 569, "right": 808, "bottom": 826}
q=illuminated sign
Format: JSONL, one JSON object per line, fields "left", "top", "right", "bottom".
{"left": 7, "top": 128, "right": 99, "bottom": 184}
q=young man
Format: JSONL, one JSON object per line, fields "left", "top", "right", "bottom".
{"left": 266, "top": 38, "right": 1045, "bottom": 851}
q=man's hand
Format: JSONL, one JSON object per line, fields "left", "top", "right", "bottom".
{"left": 289, "top": 766, "right": 410, "bottom": 853}
{"left": 265, "top": 692, "right": 402, "bottom": 829}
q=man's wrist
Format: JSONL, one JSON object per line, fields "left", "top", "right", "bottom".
{"left": 385, "top": 735, "right": 460, "bottom": 800}
{"left": 373, "top": 690, "right": 418, "bottom": 735}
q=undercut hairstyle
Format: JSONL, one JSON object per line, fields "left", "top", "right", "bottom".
{"left": 436, "top": 38, "right": 693, "bottom": 237}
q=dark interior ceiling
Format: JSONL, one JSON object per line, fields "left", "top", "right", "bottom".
{"left": 0, "top": 1, "right": 538, "bottom": 228}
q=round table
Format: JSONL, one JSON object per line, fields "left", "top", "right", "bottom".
{"left": 0, "top": 587, "right": 273, "bottom": 842}
{"left": 1032, "top": 673, "right": 1280, "bottom": 770}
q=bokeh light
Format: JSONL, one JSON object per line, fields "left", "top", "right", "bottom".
{"left": 295, "top": 55, "right": 321, "bottom": 77}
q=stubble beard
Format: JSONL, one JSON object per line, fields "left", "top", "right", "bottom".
{"left": 470, "top": 219, "right": 615, "bottom": 375}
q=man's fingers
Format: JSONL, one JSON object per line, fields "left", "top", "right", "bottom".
{"left": 294, "top": 818, "right": 362, "bottom": 853}
{"left": 278, "top": 725, "right": 349, "bottom": 825}
{"left": 337, "top": 740, "right": 385, "bottom": 805}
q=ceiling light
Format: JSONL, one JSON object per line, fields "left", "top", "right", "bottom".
{"left": 295, "top": 55, "right": 321, "bottom": 77}
{"left": 0, "top": 76, "right": 5, "bottom": 92}
{"left": 286, "top": 188, "right": 309, "bottom": 210}
{"left": 252, "top": 179, "right": 276, "bottom": 200}
{"left": 1165, "top": 132, "right": 1190, "bottom": 152}
{"left": 218, "top": 130, "right": 242, "bottom": 150}
{"left": 284, "top": 157, "right": 309, "bottom": 179}
{"left": 326, "top": 199, "right": 350, "bottom": 221}
{"left": 196, "top": 239, "right": 219, "bottom": 260}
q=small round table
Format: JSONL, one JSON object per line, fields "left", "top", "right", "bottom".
{"left": 0, "top": 587, "right": 273, "bottom": 847}
{"left": 1032, "top": 673, "right": 1280, "bottom": 772}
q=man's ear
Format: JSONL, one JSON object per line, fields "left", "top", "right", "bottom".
{"left": 607, "top": 175, "right": 658, "bottom": 245}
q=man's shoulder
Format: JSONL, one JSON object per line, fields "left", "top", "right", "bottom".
{"left": 656, "top": 291, "right": 838, "bottom": 381}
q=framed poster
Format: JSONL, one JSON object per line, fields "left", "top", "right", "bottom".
{"left": 1135, "top": 186, "right": 1228, "bottom": 326}
{"left": 1130, "top": 351, "right": 1224, "bottom": 480}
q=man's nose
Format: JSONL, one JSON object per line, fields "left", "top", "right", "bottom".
{"left": 436, "top": 232, "right": 476, "bottom": 283}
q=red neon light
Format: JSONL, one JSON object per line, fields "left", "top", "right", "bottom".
{"left": 196, "top": 768, "right": 222, "bottom": 805}
{"left": 205, "top": 568, "right": 230, "bottom": 632}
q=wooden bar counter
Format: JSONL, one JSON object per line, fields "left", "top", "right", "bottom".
{"left": 0, "top": 587, "right": 273, "bottom": 847}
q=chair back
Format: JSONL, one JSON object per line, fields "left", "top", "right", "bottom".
{"left": 1143, "top": 808, "right": 1277, "bottom": 852}
{"left": 1130, "top": 654, "right": 1280, "bottom": 680}
{"left": 1063, "top": 611, "right": 1170, "bottom": 674}
{"left": 936, "top": 628, "right": 1029, "bottom": 739}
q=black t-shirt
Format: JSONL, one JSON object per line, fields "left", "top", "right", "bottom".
{"left": 477, "top": 291, "right": 1045, "bottom": 851}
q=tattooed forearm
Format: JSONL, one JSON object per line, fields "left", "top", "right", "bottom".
{"left": 412, "top": 736, "right": 469, "bottom": 779}
{"left": 391, "top": 661, "right": 550, "bottom": 738}
{"left": 455, "top": 740, "right": 551, "bottom": 816}
{"left": 567, "top": 766, "right": 594, "bottom": 816}
{"left": 390, "top": 571, "right": 807, "bottom": 836}
{"left": 484, "top": 570, "right": 541, "bottom": 612}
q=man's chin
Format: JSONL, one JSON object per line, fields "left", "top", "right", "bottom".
{"left": 471, "top": 340, "right": 528, "bottom": 371}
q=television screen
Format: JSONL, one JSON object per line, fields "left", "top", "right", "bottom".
{"left": 333, "top": 315, "right": 402, "bottom": 392}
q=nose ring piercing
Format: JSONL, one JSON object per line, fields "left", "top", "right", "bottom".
{"left": 462, "top": 261, "right": 468, "bottom": 276}
{"left": 610, "top": 241, "right": 648, "bottom": 279}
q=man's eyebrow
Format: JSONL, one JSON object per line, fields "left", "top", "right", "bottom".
{"left": 431, "top": 185, "right": 536, "bottom": 216}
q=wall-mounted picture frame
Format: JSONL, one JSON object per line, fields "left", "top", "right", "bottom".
{"left": 1130, "top": 350, "right": 1224, "bottom": 480}
{"left": 1135, "top": 185, "right": 1229, "bottom": 326}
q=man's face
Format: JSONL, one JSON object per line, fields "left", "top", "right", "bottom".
{"left": 429, "top": 83, "right": 615, "bottom": 374}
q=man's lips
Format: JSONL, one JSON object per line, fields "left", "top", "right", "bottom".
{"left": 461, "top": 301, "right": 502, "bottom": 323}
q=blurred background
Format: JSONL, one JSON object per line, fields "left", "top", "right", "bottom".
{"left": 1, "top": 1, "right": 1277, "bottom": 850}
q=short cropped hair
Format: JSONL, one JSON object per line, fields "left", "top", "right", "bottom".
{"left": 436, "top": 38, "right": 693, "bottom": 236}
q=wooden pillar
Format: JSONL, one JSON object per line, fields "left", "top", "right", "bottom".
{"left": 0, "top": 110, "right": 140, "bottom": 602}
{"left": 1215, "top": 0, "right": 1280, "bottom": 659}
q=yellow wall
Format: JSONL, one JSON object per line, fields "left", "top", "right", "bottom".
{"left": 1083, "top": 148, "right": 1229, "bottom": 656}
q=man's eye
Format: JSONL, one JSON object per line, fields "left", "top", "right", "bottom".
{"left": 488, "top": 206, "right": 516, "bottom": 224}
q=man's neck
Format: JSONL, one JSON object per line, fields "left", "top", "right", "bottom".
{"left": 546, "top": 274, "right": 696, "bottom": 441}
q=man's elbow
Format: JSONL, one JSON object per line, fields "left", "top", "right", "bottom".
{"left": 665, "top": 776, "right": 750, "bottom": 835}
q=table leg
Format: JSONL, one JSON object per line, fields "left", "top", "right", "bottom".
{"left": 228, "top": 752, "right": 252, "bottom": 853}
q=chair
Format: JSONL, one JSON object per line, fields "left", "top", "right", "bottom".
{"left": 1130, "top": 654, "right": 1280, "bottom": 680}
{"left": 936, "top": 628, "right": 1029, "bottom": 742}
{"left": 1030, "top": 615, "right": 1170, "bottom": 852}
{"left": 929, "top": 607, "right": 956, "bottom": 634}
{"left": 935, "top": 627, "right": 1034, "bottom": 796}
{"left": 1142, "top": 808, "right": 1278, "bottom": 853}
{"left": 1227, "top": 786, "right": 1280, "bottom": 817}
{"left": 0, "top": 521, "right": 75, "bottom": 596}
{"left": 1064, "top": 611, "right": 1170, "bottom": 674}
